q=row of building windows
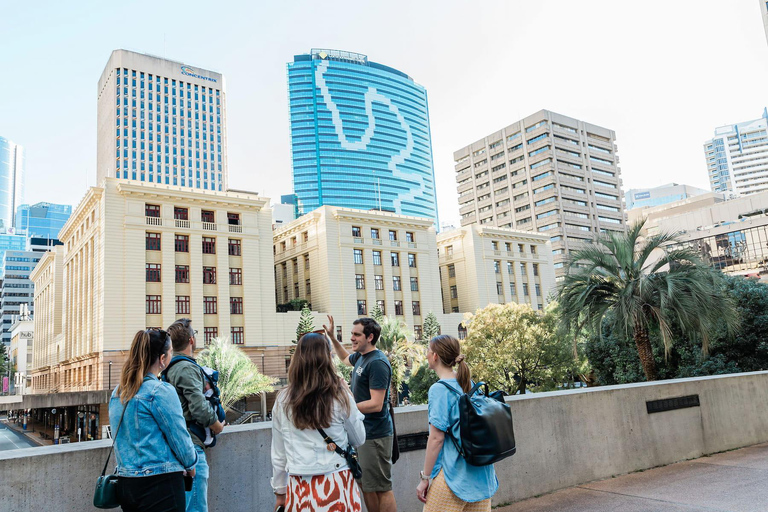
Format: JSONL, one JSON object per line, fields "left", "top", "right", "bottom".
{"left": 353, "top": 249, "right": 417, "bottom": 267}
{"left": 356, "top": 299, "right": 422, "bottom": 317}
{"left": 145, "top": 204, "right": 240, "bottom": 225}
{"left": 146, "top": 232, "right": 242, "bottom": 255}
{"left": 355, "top": 275, "right": 420, "bottom": 291}
{"left": 146, "top": 264, "right": 242, "bottom": 285}
{"left": 146, "top": 295, "right": 244, "bottom": 316}
{"left": 351, "top": 226, "right": 415, "bottom": 242}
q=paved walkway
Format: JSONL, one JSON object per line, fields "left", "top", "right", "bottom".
{"left": 0, "top": 418, "right": 39, "bottom": 451}
{"left": 495, "top": 443, "right": 768, "bottom": 512}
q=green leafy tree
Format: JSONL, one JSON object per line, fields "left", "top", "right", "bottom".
{"left": 378, "top": 317, "right": 425, "bottom": 406}
{"left": 463, "top": 302, "right": 573, "bottom": 394}
{"left": 0, "top": 343, "right": 8, "bottom": 376}
{"left": 197, "top": 338, "right": 276, "bottom": 411}
{"left": 422, "top": 312, "right": 441, "bottom": 343}
{"left": 557, "top": 220, "right": 739, "bottom": 381}
{"left": 587, "top": 277, "right": 768, "bottom": 385}
{"left": 406, "top": 362, "right": 439, "bottom": 404}
{"left": 370, "top": 304, "right": 384, "bottom": 324}
{"left": 294, "top": 306, "right": 314, "bottom": 343}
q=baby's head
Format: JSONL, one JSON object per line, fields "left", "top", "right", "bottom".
{"left": 204, "top": 380, "right": 212, "bottom": 392}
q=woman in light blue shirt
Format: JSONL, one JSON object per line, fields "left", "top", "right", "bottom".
{"left": 110, "top": 329, "right": 198, "bottom": 512}
{"left": 416, "top": 335, "right": 498, "bottom": 511}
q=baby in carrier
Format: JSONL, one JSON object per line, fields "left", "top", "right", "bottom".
{"left": 194, "top": 366, "right": 226, "bottom": 447}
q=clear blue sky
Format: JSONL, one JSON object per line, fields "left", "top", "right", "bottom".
{"left": 2, "top": 0, "right": 767, "bottom": 225}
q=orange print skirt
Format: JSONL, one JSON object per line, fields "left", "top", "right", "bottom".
{"left": 286, "top": 469, "right": 362, "bottom": 512}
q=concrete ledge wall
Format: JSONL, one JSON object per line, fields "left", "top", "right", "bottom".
{"left": 3, "top": 371, "right": 768, "bottom": 512}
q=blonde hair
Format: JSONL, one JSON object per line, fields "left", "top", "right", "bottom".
{"left": 429, "top": 335, "right": 471, "bottom": 393}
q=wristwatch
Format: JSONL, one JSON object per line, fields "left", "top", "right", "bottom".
{"left": 419, "top": 470, "right": 430, "bottom": 481}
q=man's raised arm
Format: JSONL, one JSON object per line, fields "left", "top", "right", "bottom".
{"left": 324, "top": 315, "right": 352, "bottom": 366}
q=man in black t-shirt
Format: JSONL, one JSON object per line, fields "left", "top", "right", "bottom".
{"left": 326, "top": 315, "right": 396, "bottom": 512}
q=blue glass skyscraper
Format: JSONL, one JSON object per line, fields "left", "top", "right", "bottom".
{"left": 288, "top": 49, "right": 439, "bottom": 225}
{"left": 15, "top": 202, "right": 72, "bottom": 240}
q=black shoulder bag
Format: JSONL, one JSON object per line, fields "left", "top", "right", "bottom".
{"left": 317, "top": 428, "right": 363, "bottom": 479}
{"left": 93, "top": 401, "right": 128, "bottom": 509}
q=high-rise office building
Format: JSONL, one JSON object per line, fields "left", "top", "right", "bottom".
{"left": 760, "top": 0, "right": 768, "bottom": 47}
{"left": 454, "top": 110, "right": 626, "bottom": 277}
{"left": 287, "top": 49, "right": 438, "bottom": 225}
{"left": 0, "top": 137, "right": 25, "bottom": 232}
{"left": 97, "top": 49, "right": 227, "bottom": 192}
{"left": 0, "top": 250, "right": 42, "bottom": 345}
{"left": 704, "top": 109, "right": 768, "bottom": 196}
{"left": 15, "top": 202, "right": 72, "bottom": 241}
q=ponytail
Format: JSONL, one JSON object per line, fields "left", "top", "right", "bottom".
{"left": 118, "top": 329, "right": 170, "bottom": 403}
{"left": 429, "top": 335, "right": 472, "bottom": 393}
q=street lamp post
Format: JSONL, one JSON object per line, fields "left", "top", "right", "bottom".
{"left": 108, "top": 361, "right": 112, "bottom": 390}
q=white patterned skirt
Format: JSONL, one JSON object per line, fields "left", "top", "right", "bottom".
{"left": 286, "top": 469, "right": 362, "bottom": 512}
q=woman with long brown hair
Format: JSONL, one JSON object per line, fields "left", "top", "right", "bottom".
{"left": 416, "top": 335, "right": 498, "bottom": 512}
{"left": 109, "top": 329, "right": 198, "bottom": 512}
{"left": 271, "top": 332, "right": 366, "bottom": 512}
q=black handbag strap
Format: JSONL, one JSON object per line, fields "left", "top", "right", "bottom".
{"left": 101, "top": 397, "right": 129, "bottom": 477}
{"left": 317, "top": 427, "right": 348, "bottom": 458}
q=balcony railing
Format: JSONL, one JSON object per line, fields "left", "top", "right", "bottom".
{"left": 202, "top": 222, "right": 217, "bottom": 231}
{"left": 145, "top": 216, "right": 162, "bottom": 226}
{"left": 175, "top": 219, "right": 190, "bottom": 228}
{"left": 229, "top": 225, "right": 242, "bottom": 233}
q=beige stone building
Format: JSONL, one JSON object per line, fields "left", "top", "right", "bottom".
{"left": 454, "top": 109, "right": 626, "bottom": 278}
{"left": 273, "top": 206, "right": 463, "bottom": 341}
{"left": 28, "top": 178, "right": 298, "bottom": 395}
{"left": 29, "top": 246, "right": 64, "bottom": 392}
{"left": 437, "top": 225, "right": 556, "bottom": 315}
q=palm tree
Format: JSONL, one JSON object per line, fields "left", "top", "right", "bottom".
{"left": 197, "top": 338, "right": 277, "bottom": 411}
{"left": 557, "top": 220, "right": 738, "bottom": 381}
{"left": 377, "top": 317, "right": 424, "bottom": 406}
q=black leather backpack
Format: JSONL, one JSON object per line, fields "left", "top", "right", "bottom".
{"left": 438, "top": 381, "right": 516, "bottom": 466}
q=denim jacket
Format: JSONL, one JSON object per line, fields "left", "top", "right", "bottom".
{"left": 109, "top": 374, "right": 198, "bottom": 477}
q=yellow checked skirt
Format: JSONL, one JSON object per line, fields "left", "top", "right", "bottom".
{"left": 424, "top": 470, "right": 491, "bottom": 512}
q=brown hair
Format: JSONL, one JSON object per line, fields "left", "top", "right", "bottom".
{"left": 429, "top": 335, "right": 471, "bottom": 393}
{"left": 167, "top": 318, "right": 194, "bottom": 352}
{"left": 119, "top": 329, "right": 170, "bottom": 403}
{"left": 285, "top": 333, "right": 350, "bottom": 429}
{"left": 353, "top": 317, "right": 381, "bottom": 345}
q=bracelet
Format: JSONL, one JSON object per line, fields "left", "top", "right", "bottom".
{"left": 419, "top": 470, "right": 430, "bottom": 481}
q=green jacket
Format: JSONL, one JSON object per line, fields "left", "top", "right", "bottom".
{"left": 165, "top": 355, "right": 218, "bottom": 449}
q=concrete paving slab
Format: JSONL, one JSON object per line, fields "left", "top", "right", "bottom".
{"left": 494, "top": 487, "right": 721, "bottom": 512}
{"left": 494, "top": 443, "right": 768, "bottom": 512}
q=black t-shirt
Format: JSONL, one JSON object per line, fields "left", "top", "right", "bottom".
{"left": 349, "top": 349, "right": 393, "bottom": 439}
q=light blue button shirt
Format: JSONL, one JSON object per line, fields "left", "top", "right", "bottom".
{"left": 428, "top": 378, "right": 498, "bottom": 502}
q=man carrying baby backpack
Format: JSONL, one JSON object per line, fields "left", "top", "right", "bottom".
{"left": 165, "top": 319, "right": 225, "bottom": 512}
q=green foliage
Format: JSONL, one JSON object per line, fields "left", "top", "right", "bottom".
{"left": 557, "top": 220, "right": 739, "bottom": 381}
{"left": 294, "top": 306, "right": 314, "bottom": 343}
{"left": 0, "top": 343, "right": 8, "bottom": 376}
{"left": 378, "top": 317, "right": 425, "bottom": 405}
{"left": 586, "top": 277, "right": 768, "bottom": 385}
{"left": 370, "top": 304, "right": 384, "bottom": 324}
{"left": 463, "top": 302, "right": 575, "bottom": 394}
{"left": 407, "top": 362, "right": 438, "bottom": 404}
{"left": 197, "top": 338, "right": 276, "bottom": 411}
{"left": 422, "top": 312, "right": 441, "bottom": 343}
{"left": 334, "top": 355, "right": 353, "bottom": 383}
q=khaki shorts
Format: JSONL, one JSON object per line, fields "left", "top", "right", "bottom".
{"left": 357, "top": 435, "right": 393, "bottom": 493}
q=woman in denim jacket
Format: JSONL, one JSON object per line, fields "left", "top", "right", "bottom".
{"left": 272, "top": 332, "right": 366, "bottom": 512}
{"left": 109, "top": 329, "right": 198, "bottom": 512}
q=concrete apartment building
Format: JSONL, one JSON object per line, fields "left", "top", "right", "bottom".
{"left": 633, "top": 190, "right": 768, "bottom": 280}
{"left": 704, "top": 109, "right": 768, "bottom": 196}
{"left": 28, "top": 178, "right": 296, "bottom": 397}
{"left": 273, "top": 206, "right": 463, "bottom": 341}
{"left": 454, "top": 110, "right": 626, "bottom": 278}
{"left": 436, "top": 225, "right": 556, "bottom": 315}
{"left": 97, "top": 50, "right": 228, "bottom": 192}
